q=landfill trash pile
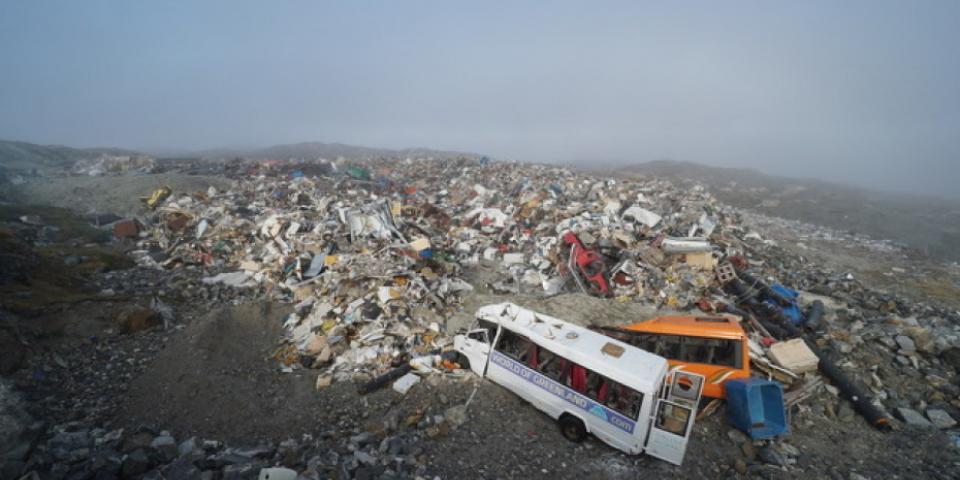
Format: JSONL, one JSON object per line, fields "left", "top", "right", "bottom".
{"left": 117, "top": 157, "right": 960, "bottom": 408}
{"left": 3, "top": 155, "right": 960, "bottom": 478}
{"left": 112, "top": 159, "right": 749, "bottom": 382}
{"left": 70, "top": 155, "right": 156, "bottom": 177}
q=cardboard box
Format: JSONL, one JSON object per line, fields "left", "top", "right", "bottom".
{"left": 768, "top": 338, "right": 819, "bottom": 374}
{"left": 112, "top": 219, "right": 141, "bottom": 238}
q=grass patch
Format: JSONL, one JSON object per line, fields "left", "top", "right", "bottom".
{"left": 905, "top": 275, "right": 960, "bottom": 305}
{"left": 0, "top": 204, "right": 111, "bottom": 244}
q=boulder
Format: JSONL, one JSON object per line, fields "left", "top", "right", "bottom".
{"left": 894, "top": 335, "right": 916, "bottom": 354}
{"left": 926, "top": 409, "right": 957, "bottom": 429}
{"left": 115, "top": 308, "right": 162, "bottom": 334}
{"left": 165, "top": 456, "right": 202, "bottom": 480}
{"left": 121, "top": 449, "right": 151, "bottom": 478}
{"left": 894, "top": 407, "right": 933, "bottom": 428}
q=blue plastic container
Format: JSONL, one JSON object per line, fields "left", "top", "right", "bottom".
{"left": 764, "top": 284, "right": 803, "bottom": 325}
{"left": 725, "top": 378, "right": 788, "bottom": 439}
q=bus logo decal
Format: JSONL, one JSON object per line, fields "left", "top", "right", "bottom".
{"left": 589, "top": 405, "right": 608, "bottom": 421}
{"left": 490, "top": 351, "right": 636, "bottom": 434}
{"left": 709, "top": 369, "right": 735, "bottom": 384}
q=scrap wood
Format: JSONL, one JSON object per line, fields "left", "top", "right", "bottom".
{"left": 742, "top": 312, "right": 774, "bottom": 339}
{"left": 751, "top": 353, "right": 800, "bottom": 385}
{"left": 271, "top": 344, "right": 300, "bottom": 366}
{"left": 696, "top": 398, "right": 723, "bottom": 420}
{"left": 784, "top": 376, "right": 824, "bottom": 407}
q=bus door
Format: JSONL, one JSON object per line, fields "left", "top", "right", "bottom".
{"left": 456, "top": 327, "right": 494, "bottom": 377}
{"left": 644, "top": 371, "right": 704, "bottom": 465}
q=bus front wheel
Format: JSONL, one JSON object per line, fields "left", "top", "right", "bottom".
{"left": 558, "top": 414, "right": 587, "bottom": 443}
{"left": 456, "top": 353, "right": 471, "bottom": 371}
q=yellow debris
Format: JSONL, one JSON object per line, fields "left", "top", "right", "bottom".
{"left": 141, "top": 185, "right": 172, "bottom": 210}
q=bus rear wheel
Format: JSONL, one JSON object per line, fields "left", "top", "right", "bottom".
{"left": 558, "top": 414, "right": 587, "bottom": 443}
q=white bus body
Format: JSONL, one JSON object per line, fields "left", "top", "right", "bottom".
{"left": 454, "top": 303, "right": 703, "bottom": 466}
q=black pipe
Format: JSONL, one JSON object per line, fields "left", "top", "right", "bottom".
{"left": 773, "top": 309, "right": 892, "bottom": 431}
{"left": 808, "top": 340, "right": 892, "bottom": 431}
{"left": 718, "top": 302, "right": 789, "bottom": 338}
{"left": 805, "top": 300, "right": 825, "bottom": 331}
{"left": 717, "top": 303, "right": 750, "bottom": 319}
{"left": 358, "top": 351, "right": 459, "bottom": 395}
{"left": 758, "top": 318, "right": 789, "bottom": 339}
{"left": 358, "top": 364, "right": 412, "bottom": 394}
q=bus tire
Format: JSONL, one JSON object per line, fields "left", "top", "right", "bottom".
{"left": 558, "top": 414, "right": 587, "bottom": 443}
{"left": 457, "top": 353, "right": 471, "bottom": 371}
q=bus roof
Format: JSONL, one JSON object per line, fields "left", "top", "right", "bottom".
{"left": 622, "top": 315, "right": 745, "bottom": 340}
{"left": 477, "top": 303, "right": 668, "bottom": 394}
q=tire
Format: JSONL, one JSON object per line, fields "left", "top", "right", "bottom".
{"left": 457, "top": 353, "right": 471, "bottom": 371}
{"left": 558, "top": 414, "right": 587, "bottom": 443}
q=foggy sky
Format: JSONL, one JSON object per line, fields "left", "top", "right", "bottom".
{"left": 1, "top": 1, "right": 959, "bottom": 198}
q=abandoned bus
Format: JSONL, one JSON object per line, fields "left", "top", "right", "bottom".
{"left": 595, "top": 315, "right": 750, "bottom": 399}
{"left": 454, "top": 303, "right": 704, "bottom": 465}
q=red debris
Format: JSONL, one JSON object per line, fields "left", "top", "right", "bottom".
{"left": 112, "top": 219, "right": 142, "bottom": 238}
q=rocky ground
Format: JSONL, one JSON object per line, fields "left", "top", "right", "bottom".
{"left": 4, "top": 287, "right": 958, "bottom": 480}
{"left": 2, "top": 162, "right": 960, "bottom": 480}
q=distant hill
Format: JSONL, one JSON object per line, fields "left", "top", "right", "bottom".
{"left": 614, "top": 160, "right": 960, "bottom": 261}
{"left": 193, "top": 141, "right": 479, "bottom": 161}
{"left": 0, "top": 139, "right": 479, "bottom": 170}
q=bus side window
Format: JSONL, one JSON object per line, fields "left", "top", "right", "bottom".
{"left": 655, "top": 402, "right": 691, "bottom": 436}
{"left": 520, "top": 342, "right": 539, "bottom": 368}
{"left": 681, "top": 337, "right": 711, "bottom": 364}
{"left": 585, "top": 370, "right": 603, "bottom": 399}
{"left": 569, "top": 364, "right": 587, "bottom": 393}
{"left": 640, "top": 334, "right": 658, "bottom": 353}
{"left": 713, "top": 338, "right": 742, "bottom": 369}
{"left": 628, "top": 333, "right": 657, "bottom": 353}
{"left": 658, "top": 334, "right": 682, "bottom": 359}
{"left": 597, "top": 377, "right": 643, "bottom": 420}
{"left": 495, "top": 329, "right": 542, "bottom": 368}
{"left": 626, "top": 389, "right": 643, "bottom": 419}
{"left": 571, "top": 366, "right": 645, "bottom": 421}
{"left": 537, "top": 347, "right": 565, "bottom": 381}
{"left": 495, "top": 329, "right": 524, "bottom": 360}
{"left": 676, "top": 336, "right": 742, "bottom": 369}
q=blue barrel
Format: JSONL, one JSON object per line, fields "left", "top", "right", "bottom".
{"left": 725, "top": 378, "right": 788, "bottom": 439}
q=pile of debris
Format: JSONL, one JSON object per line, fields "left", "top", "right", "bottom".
{"left": 71, "top": 155, "right": 156, "bottom": 177}
{"left": 3, "top": 154, "right": 960, "bottom": 477}
{"left": 109, "top": 158, "right": 959, "bottom": 401}
{"left": 106, "top": 161, "right": 723, "bottom": 380}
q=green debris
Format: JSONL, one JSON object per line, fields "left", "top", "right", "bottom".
{"left": 346, "top": 166, "right": 371, "bottom": 181}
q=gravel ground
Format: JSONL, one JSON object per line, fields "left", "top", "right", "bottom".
{"left": 13, "top": 293, "right": 949, "bottom": 479}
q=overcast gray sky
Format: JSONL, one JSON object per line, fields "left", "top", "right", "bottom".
{"left": 1, "top": 1, "right": 958, "bottom": 197}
